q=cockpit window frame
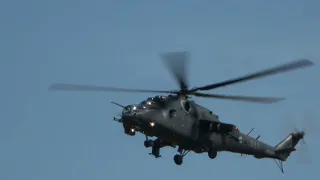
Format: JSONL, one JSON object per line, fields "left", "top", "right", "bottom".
{"left": 122, "top": 105, "right": 139, "bottom": 113}
{"left": 122, "top": 106, "right": 131, "bottom": 113}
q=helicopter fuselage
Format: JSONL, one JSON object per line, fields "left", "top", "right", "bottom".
{"left": 119, "top": 95, "right": 303, "bottom": 163}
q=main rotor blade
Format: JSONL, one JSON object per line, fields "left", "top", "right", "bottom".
{"left": 49, "top": 83, "right": 173, "bottom": 94}
{"left": 160, "top": 51, "right": 189, "bottom": 91}
{"left": 193, "top": 92, "right": 285, "bottom": 104}
{"left": 192, "top": 59, "right": 314, "bottom": 92}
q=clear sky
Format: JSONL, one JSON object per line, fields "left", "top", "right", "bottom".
{"left": 1, "top": 0, "right": 320, "bottom": 179}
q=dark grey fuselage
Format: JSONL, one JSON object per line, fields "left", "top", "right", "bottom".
{"left": 121, "top": 95, "right": 302, "bottom": 162}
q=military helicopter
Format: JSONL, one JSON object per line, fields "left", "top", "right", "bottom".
{"left": 49, "top": 51, "right": 315, "bottom": 173}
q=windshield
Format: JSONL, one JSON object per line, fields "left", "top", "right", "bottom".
{"left": 136, "top": 104, "right": 147, "bottom": 110}
{"left": 153, "top": 95, "right": 165, "bottom": 102}
{"left": 122, "top": 105, "right": 138, "bottom": 113}
{"left": 137, "top": 96, "right": 163, "bottom": 109}
{"left": 140, "top": 100, "right": 153, "bottom": 105}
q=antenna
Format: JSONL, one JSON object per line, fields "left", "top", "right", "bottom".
{"left": 247, "top": 128, "right": 254, "bottom": 136}
{"left": 111, "top": 101, "right": 125, "bottom": 108}
{"left": 247, "top": 128, "right": 260, "bottom": 139}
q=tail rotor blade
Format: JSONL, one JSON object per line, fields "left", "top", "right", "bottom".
{"left": 296, "top": 140, "right": 312, "bottom": 164}
{"left": 281, "top": 108, "right": 318, "bottom": 165}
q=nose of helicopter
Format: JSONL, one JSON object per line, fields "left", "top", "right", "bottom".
{"left": 121, "top": 105, "right": 147, "bottom": 121}
{"left": 122, "top": 106, "right": 159, "bottom": 126}
{"left": 120, "top": 104, "right": 165, "bottom": 129}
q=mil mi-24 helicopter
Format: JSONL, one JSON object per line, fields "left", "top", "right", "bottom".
{"left": 49, "top": 51, "right": 315, "bottom": 173}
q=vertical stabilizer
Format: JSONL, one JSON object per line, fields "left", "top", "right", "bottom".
{"left": 274, "top": 132, "right": 304, "bottom": 161}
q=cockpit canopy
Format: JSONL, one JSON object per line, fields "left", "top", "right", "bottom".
{"left": 139, "top": 96, "right": 167, "bottom": 107}
{"left": 140, "top": 100, "right": 153, "bottom": 106}
{"left": 122, "top": 105, "right": 137, "bottom": 114}
{"left": 122, "top": 95, "right": 173, "bottom": 114}
{"left": 153, "top": 95, "right": 167, "bottom": 102}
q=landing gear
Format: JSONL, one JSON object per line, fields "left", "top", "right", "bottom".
{"left": 208, "top": 148, "right": 217, "bottom": 159}
{"left": 274, "top": 159, "right": 284, "bottom": 173}
{"left": 174, "top": 155, "right": 183, "bottom": 165}
{"left": 173, "top": 147, "right": 190, "bottom": 165}
{"left": 144, "top": 136, "right": 154, "bottom": 148}
{"left": 149, "top": 138, "right": 162, "bottom": 158}
{"left": 144, "top": 140, "right": 153, "bottom": 147}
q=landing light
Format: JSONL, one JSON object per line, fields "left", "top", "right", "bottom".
{"left": 150, "top": 122, "right": 155, "bottom": 127}
{"left": 130, "top": 128, "right": 135, "bottom": 132}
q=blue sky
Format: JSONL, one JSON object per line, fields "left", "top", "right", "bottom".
{"left": 1, "top": 0, "right": 320, "bottom": 179}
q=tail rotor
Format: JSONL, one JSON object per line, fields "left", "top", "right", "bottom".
{"left": 281, "top": 108, "right": 319, "bottom": 164}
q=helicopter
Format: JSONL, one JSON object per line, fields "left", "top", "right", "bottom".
{"left": 49, "top": 51, "right": 315, "bottom": 173}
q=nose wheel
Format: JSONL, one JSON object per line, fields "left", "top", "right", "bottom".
{"left": 144, "top": 140, "right": 154, "bottom": 148}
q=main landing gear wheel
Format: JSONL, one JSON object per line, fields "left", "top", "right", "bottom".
{"left": 173, "top": 147, "right": 190, "bottom": 165}
{"left": 208, "top": 149, "right": 217, "bottom": 159}
{"left": 144, "top": 140, "right": 154, "bottom": 148}
{"left": 174, "top": 155, "right": 183, "bottom": 165}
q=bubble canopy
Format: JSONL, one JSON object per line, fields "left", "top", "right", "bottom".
{"left": 122, "top": 105, "right": 137, "bottom": 114}
{"left": 122, "top": 96, "right": 168, "bottom": 114}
